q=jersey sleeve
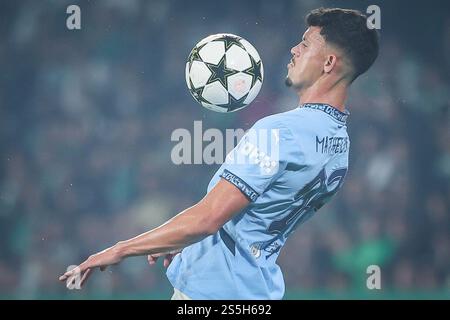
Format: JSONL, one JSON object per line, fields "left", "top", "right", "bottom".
{"left": 219, "top": 116, "right": 299, "bottom": 202}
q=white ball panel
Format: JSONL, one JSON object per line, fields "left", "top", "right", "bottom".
{"left": 227, "top": 73, "right": 252, "bottom": 100}
{"left": 185, "top": 62, "right": 191, "bottom": 89}
{"left": 243, "top": 80, "right": 262, "bottom": 105}
{"left": 239, "top": 38, "right": 261, "bottom": 62}
{"left": 225, "top": 45, "right": 251, "bottom": 71}
{"left": 260, "top": 61, "right": 264, "bottom": 79}
{"left": 202, "top": 81, "right": 229, "bottom": 105}
{"left": 189, "top": 61, "right": 211, "bottom": 88}
{"left": 199, "top": 41, "right": 225, "bottom": 64}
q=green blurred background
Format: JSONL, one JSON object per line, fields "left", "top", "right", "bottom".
{"left": 0, "top": 0, "right": 449, "bottom": 299}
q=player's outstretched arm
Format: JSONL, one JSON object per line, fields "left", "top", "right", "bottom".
{"left": 59, "top": 178, "right": 249, "bottom": 287}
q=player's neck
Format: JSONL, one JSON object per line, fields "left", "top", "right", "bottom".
{"left": 298, "top": 77, "right": 349, "bottom": 112}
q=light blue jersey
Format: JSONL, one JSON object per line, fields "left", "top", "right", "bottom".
{"left": 166, "top": 103, "right": 350, "bottom": 299}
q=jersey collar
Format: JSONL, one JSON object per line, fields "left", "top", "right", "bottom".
{"left": 300, "top": 103, "right": 350, "bottom": 124}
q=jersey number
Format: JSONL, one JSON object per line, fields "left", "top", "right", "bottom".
{"left": 268, "top": 167, "right": 347, "bottom": 238}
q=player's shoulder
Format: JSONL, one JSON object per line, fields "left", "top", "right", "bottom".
{"left": 252, "top": 108, "right": 299, "bottom": 130}
{"left": 252, "top": 107, "right": 319, "bottom": 135}
{"left": 256, "top": 105, "right": 348, "bottom": 132}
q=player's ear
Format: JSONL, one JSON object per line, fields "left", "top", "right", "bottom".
{"left": 323, "top": 54, "right": 337, "bottom": 73}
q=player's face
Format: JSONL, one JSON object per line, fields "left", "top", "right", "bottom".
{"left": 286, "top": 26, "right": 327, "bottom": 89}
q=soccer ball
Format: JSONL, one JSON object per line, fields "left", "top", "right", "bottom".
{"left": 186, "top": 33, "right": 264, "bottom": 113}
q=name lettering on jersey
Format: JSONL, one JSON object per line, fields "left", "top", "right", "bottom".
{"left": 316, "top": 136, "right": 349, "bottom": 154}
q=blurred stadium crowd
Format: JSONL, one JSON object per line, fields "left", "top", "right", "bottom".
{"left": 0, "top": 0, "right": 449, "bottom": 298}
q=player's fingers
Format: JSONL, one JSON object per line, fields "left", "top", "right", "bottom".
{"left": 80, "top": 268, "right": 93, "bottom": 287}
{"left": 163, "top": 254, "right": 175, "bottom": 268}
{"left": 59, "top": 265, "right": 80, "bottom": 281}
{"left": 147, "top": 255, "right": 158, "bottom": 265}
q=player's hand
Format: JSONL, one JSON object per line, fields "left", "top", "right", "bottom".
{"left": 58, "top": 245, "right": 123, "bottom": 287}
{"left": 147, "top": 250, "right": 181, "bottom": 268}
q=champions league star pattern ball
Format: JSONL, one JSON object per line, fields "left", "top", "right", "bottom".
{"left": 186, "top": 33, "right": 264, "bottom": 113}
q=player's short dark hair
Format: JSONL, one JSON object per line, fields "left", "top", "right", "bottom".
{"left": 306, "top": 7, "right": 379, "bottom": 81}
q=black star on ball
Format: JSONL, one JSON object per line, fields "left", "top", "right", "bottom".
{"left": 221, "top": 35, "right": 245, "bottom": 51}
{"left": 243, "top": 54, "right": 263, "bottom": 88}
{"left": 218, "top": 93, "right": 249, "bottom": 112}
{"left": 205, "top": 55, "right": 238, "bottom": 89}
